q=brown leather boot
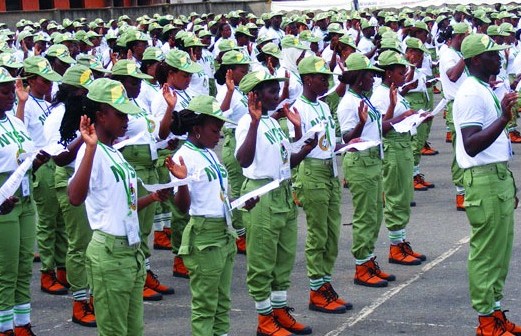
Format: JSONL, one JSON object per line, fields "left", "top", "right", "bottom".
{"left": 493, "top": 310, "right": 521, "bottom": 335}
{"left": 389, "top": 243, "right": 422, "bottom": 266}
{"left": 153, "top": 230, "right": 172, "bottom": 250}
{"left": 172, "top": 256, "right": 189, "bottom": 278}
{"left": 145, "top": 270, "right": 175, "bottom": 294}
{"left": 143, "top": 286, "right": 162, "bottom": 301}
{"left": 257, "top": 313, "right": 294, "bottom": 336}
{"left": 415, "top": 174, "right": 435, "bottom": 189}
{"left": 56, "top": 267, "right": 70, "bottom": 288}
{"left": 354, "top": 261, "right": 388, "bottom": 288}
{"left": 273, "top": 307, "right": 312, "bottom": 335}
{"left": 236, "top": 234, "right": 246, "bottom": 255}
{"left": 72, "top": 300, "right": 96, "bottom": 327}
{"left": 476, "top": 314, "right": 514, "bottom": 336}
{"left": 309, "top": 283, "right": 347, "bottom": 314}
{"left": 41, "top": 270, "right": 68, "bottom": 295}
{"left": 13, "top": 324, "right": 35, "bottom": 336}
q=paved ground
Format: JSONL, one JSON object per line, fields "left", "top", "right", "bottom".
{"left": 29, "top": 95, "right": 521, "bottom": 335}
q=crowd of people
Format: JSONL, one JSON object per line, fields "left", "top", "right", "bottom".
{"left": 0, "top": 3, "right": 520, "bottom": 335}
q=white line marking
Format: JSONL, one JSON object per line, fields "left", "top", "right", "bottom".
{"left": 324, "top": 236, "right": 470, "bottom": 336}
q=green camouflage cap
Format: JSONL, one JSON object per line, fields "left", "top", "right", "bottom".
{"left": 0, "top": 67, "right": 17, "bottom": 83}
{"left": 435, "top": 15, "right": 448, "bottom": 24}
{"left": 59, "top": 32, "right": 79, "bottom": 43}
{"left": 256, "top": 35, "right": 275, "bottom": 45}
{"left": 23, "top": 56, "right": 62, "bottom": 82}
{"left": 46, "top": 44, "right": 76, "bottom": 64}
{"left": 165, "top": 49, "right": 202, "bottom": 73}
{"left": 380, "top": 38, "right": 402, "bottom": 53}
{"left": 235, "top": 25, "right": 253, "bottom": 37}
{"left": 87, "top": 78, "right": 141, "bottom": 114}
{"left": 0, "top": 52, "right": 23, "bottom": 69}
{"left": 314, "top": 12, "right": 329, "bottom": 21}
{"left": 126, "top": 31, "right": 150, "bottom": 44}
{"left": 187, "top": 95, "right": 234, "bottom": 124}
{"left": 461, "top": 33, "right": 509, "bottom": 59}
{"left": 62, "top": 64, "right": 94, "bottom": 89}
{"left": 377, "top": 50, "right": 411, "bottom": 67}
{"left": 328, "top": 22, "right": 344, "bottom": 34}
{"left": 75, "top": 31, "right": 94, "bottom": 46}
{"left": 345, "top": 53, "right": 383, "bottom": 72}
{"left": 413, "top": 21, "right": 429, "bottom": 32}
{"left": 261, "top": 42, "right": 281, "bottom": 58}
{"left": 338, "top": 34, "right": 357, "bottom": 49}
{"left": 499, "top": 22, "right": 515, "bottom": 34}
{"left": 111, "top": 60, "right": 152, "bottom": 79}
{"left": 360, "top": 18, "right": 372, "bottom": 30}
{"left": 474, "top": 9, "right": 491, "bottom": 24}
{"left": 217, "top": 39, "right": 240, "bottom": 52}
{"left": 405, "top": 37, "right": 428, "bottom": 53}
{"left": 76, "top": 54, "right": 111, "bottom": 74}
{"left": 105, "top": 31, "right": 118, "bottom": 40}
{"left": 455, "top": 5, "right": 470, "bottom": 15}
{"left": 487, "top": 25, "right": 510, "bottom": 37}
{"left": 183, "top": 35, "right": 206, "bottom": 48}
{"left": 452, "top": 22, "right": 471, "bottom": 34}
{"left": 299, "top": 30, "right": 320, "bottom": 43}
{"left": 143, "top": 47, "right": 165, "bottom": 61}
{"left": 298, "top": 56, "right": 333, "bottom": 75}
{"left": 198, "top": 29, "right": 212, "bottom": 38}
{"left": 281, "top": 36, "right": 309, "bottom": 50}
{"left": 17, "top": 30, "right": 34, "bottom": 43}
{"left": 221, "top": 50, "right": 252, "bottom": 65}
{"left": 239, "top": 70, "right": 287, "bottom": 93}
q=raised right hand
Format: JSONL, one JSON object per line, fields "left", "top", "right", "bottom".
{"left": 79, "top": 115, "right": 97, "bottom": 147}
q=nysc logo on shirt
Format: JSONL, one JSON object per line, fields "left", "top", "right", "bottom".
{"left": 204, "top": 163, "right": 228, "bottom": 182}
{"left": 0, "top": 129, "right": 32, "bottom": 148}
{"left": 110, "top": 162, "right": 137, "bottom": 183}
{"left": 264, "top": 127, "right": 287, "bottom": 145}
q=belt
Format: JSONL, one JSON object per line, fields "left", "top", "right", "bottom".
{"left": 91, "top": 230, "right": 140, "bottom": 250}
{"left": 466, "top": 162, "right": 508, "bottom": 176}
{"left": 303, "top": 157, "right": 333, "bottom": 166}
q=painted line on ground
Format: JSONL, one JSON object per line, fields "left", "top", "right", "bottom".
{"left": 324, "top": 236, "right": 470, "bottom": 336}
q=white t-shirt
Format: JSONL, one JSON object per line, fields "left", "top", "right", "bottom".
{"left": 453, "top": 76, "right": 511, "bottom": 169}
{"left": 73, "top": 142, "right": 140, "bottom": 240}
{"left": 137, "top": 80, "right": 161, "bottom": 112}
{"left": 189, "top": 66, "right": 210, "bottom": 96}
{"left": 291, "top": 95, "right": 336, "bottom": 160}
{"left": 371, "top": 84, "right": 410, "bottom": 119}
{"left": 235, "top": 114, "right": 290, "bottom": 180}
{"left": 25, "top": 95, "right": 53, "bottom": 150}
{"left": 172, "top": 143, "right": 228, "bottom": 217}
{"left": 0, "top": 114, "right": 35, "bottom": 173}
{"left": 43, "top": 103, "right": 77, "bottom": 168}
{"left": 337, "top": 90, "right": 381, "bottom": 143}
{"left": 216, "top": 86, "right": 248, "bottom": 129}
{"left": 357, "top": 37, "right": 375, "bottom": 62}
{"left": 439, "top": 47, "right": 468, "bottom": 100}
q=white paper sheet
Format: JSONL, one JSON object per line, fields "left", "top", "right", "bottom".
{"left": 230, "top": 179, "right": 280, "bottom": 210}
{"left": 0, "top": 154, "right": 34, "bottom": 204}
{"left": 141, "top": 175, "right": 197, "bottom": 192}
{"left": 429, "top": 98, "right": 449, "bottom": 116}
{"left": 113, "top": 131, "right": 146, "bottom": 150}
{"left": 290, "top": 122, "right": 325, "bottom": 153}
{"left": 335, "top": 140, "right": 381, "bottom": 154}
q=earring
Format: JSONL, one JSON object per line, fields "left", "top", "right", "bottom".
{"left": 196, "top": 133, "right": 201, "bottom": 139}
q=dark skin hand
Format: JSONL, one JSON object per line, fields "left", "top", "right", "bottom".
{"left": 0, "top": 196, "right": 18, "bottom": 215}
{"left": 32, "top": 150, "right": 51, "bottom": 173}
{"left": 461, "top": 91, "right": 518, "bottom": 157}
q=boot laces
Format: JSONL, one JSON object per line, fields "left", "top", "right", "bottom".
{"left": 501, "top": 310, "right": 516, "bottom": 330}
{"left": 322, "top": 283, "right": 339, "bottom": 301}
{"left": 147, "top": 270, "right": 160, "bottom": 287}
{"left": 371, "top": 258, "right": 383, "bottom": 276}
{"left": 282, "top": 307, "right": 297, "bottom": 324}
{"left": 493, "top": 315, "right": 507, "bottom": 333}
{"left": 402, "top": 241, "right": 415, "bottom": 256}
{"left": 81, "top": 301, "right": 93, "bottom": 317}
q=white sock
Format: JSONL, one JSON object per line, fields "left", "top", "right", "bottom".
{"left": 255, "top": 298, "right": 272, "bottom": 315}
{"left": 13, "top": 304, "right": 30, "bottom": 326}
{"left": 271, "top": 291, "right": 287, "bottom": 309}
{"left": 0, "top": 309, "right": 13, "bottom": 332}
{"left": 145, "top": 258, "right": 151, "bottom": 271}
